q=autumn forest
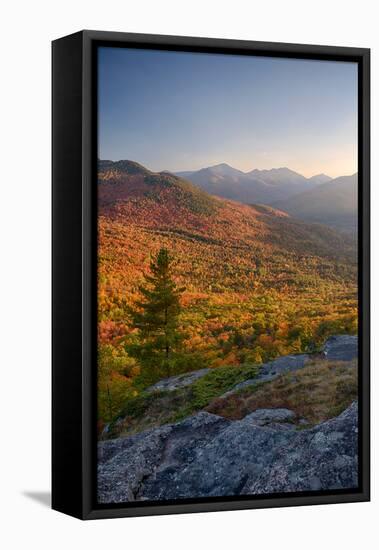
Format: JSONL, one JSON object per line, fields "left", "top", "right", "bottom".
{"left": 97, "top": 159, "right": 358, "bottom": 430}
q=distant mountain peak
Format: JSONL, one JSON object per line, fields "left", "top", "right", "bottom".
{"left": 201, "top": 163, "right": 244, "bottom": 175}
{"left": 210, "top": 162, "right": 233, "bottom": 169}
{"left": 245, "top": 167, "right": 308, "bottom": 190}
{"left": 273, "top": 173, "right": 357, "bottom": 233}
{"left": 308, "top": 173, "right": 332, "bottom": 185}
{"left": 249, "top": 167, "right": 301, "bottom": 175}
{"left": 174, "top": 162, "right": 336, "bottom": 205}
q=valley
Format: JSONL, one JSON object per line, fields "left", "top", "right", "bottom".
{"left": 176, "top": 162, "right": 357, "bottom": 233}
{"left": 97, "top": 160, "right": 358, "bottom": 428}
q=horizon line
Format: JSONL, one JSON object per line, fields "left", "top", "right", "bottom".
{"left": 98, "top": 158, "right": 358, "bottom": 181}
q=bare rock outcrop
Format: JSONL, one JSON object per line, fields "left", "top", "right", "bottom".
{"left": 145, "top": 368, "right": 210, "bottom": 393}
{"left": 98, "top": 335, "right": 358, "bottom": 503}
{"left": 323, "top": 335, "right": 358, "bottom": 361}
{"left": 98, "top": 402, "right": 358, "bottom": 503}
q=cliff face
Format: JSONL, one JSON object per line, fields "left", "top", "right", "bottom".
{"left": 97, "top": 336, "right": 359, "bottom": 504}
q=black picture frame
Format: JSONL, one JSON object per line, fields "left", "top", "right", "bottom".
{"left": 52, "top": 30, "right": 370, "bottom": 520}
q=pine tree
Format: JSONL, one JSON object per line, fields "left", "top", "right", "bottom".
{"left": 126, "top": 248, "right": 184, "bottom": 383}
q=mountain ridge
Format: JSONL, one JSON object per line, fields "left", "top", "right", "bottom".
{"left": 98, "top": 159, "right": 356, "bottom": 233}
{"left": 98, "top": 159, "right": 356, "bottom": 264}
{"left": 173, "top": 162, "right": 335, "bottom": 206}
{"left": 97, "top": 159, "right": 358, "bottom": 428}
{"left": 176, "top": 163, "right": 331, "bottom": 182}
{"left": 274, "top": 173, "right": 358, "bottom": 233}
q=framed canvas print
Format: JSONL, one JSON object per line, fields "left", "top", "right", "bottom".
{"left": 52, "top": 31, "right": 370, "bottom": 520}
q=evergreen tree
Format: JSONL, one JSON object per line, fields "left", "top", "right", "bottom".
{"left": 126, "top": 247, "right": 184, "bottom": 383}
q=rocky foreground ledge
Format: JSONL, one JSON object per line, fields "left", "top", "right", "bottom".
{"left": 145, "top": 334, "right": 358, "bottom": 395}
{"left": 98, "top": 402, "right": 358, "bottom": 503}
{"left": 98, "top": 335, "right": 358, "bottom": 503}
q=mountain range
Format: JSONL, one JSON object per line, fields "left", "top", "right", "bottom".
{"left": 98, "top": 159, "right": 357, "bottom": 233}
{"left": 176, "top": 163, "right": 332, "bottom": 205}
{"left": 174, "top": 163, "right": 357, "bottom": 234}
{"left": 97, "top": 158, "right": 357, "bottom": 404}
{"left": 98, "top": 159, "right": 356, "bottom": 263}
{"left": 97, "top": 159, "right": 358, "bottom": 498}
{"left": 273, "top": 174, "right": 358, "bottom": 234}
{"left": 97, "top": 158, "right": 357, "bottom": 353}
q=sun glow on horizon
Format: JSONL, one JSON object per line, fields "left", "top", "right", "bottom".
{"left": 99, "top": 47, "right": 358, "bottom": 181}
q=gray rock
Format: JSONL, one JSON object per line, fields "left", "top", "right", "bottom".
{"left": 323, "top": 335, "right": 358, "bottom": 361}
{"left": 145, "top": 368, "right": 210, "bottom": 393}
{"left": 98, "top": 335, "right": 358, "bottom": 502}
{"left": 97, "top": 412, "right": 229, "bottom": 503}
{"left": 142, "top": 417, "right": 292, "bottom": 500}
{"left": 225, "top": 335, "right": 358, "bottom": 397}
{"left": 225, "top": 354, "right": 310, "bottom": 395}
{"left": 98, "top": 424, "right": 173, "bottom": 503}
{"left": 243, "top": 408, "right": 296, "bottom": 426}
{"left": 98, "top": 402, "right": 358, "bottom": 503}
{"left": 244, "top": 402, "right": 358, "bottom": 494}
{"left": 143, "top": 335, "right": 357, "bottom": 398}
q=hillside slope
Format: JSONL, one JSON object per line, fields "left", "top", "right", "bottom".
{"left": 99, "top": 160, "right": 355, "bottom": 261}
{"left": 97, "top": 160, "right": 357, "bottom": 375}
{"left": 176, "top": 164, "right": 326, "bottom": 205}
{"left": 274, "top": 174, "right": 358, "bottom": 233}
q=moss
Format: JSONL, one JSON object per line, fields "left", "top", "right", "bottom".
{"left": 117, "top": 392, "right": 156, "bottom": 419}
{"left": 190, "top": 364, "right": 259, "bottom": 409}
{"left": 106, "top": 363, "right": 259, "bottom": 438}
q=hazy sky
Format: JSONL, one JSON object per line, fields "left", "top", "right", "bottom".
{"left": 98, "top": 47, "right": 358, "bottom": 178}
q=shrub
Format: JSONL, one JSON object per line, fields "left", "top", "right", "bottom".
{"left": 105, "top": 363, "right": 259, "bottom": 438}
{"left": 190, "top": 364, "right": 259, "bottom": 409}
{"left": 206, "top": 359, "right": 357, "bottom": 425}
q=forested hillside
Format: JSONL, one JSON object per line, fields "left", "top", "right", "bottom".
{"left": 97, "top": 160, "right": 357, "bottom": 427}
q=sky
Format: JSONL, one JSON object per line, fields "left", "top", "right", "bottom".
{"left": 98, "top": 47, "right": 358, "bottom": 178}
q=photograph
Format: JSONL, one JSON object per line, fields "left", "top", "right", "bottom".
{"left": 1, "top": 0, "right": 376, "bottom": 544}
{"left": 96, "top": 46, "right": 360, "bottom": 504}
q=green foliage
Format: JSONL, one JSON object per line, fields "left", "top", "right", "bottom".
{"left": 316, "top": 315, "right": 357, "bottom": 340}
{"left": 105, "top": 363, "right": 260, "bottom": 438}
{"left": 162, "top": 351, "right": 211, "bottom": 377}
{"left": 97, "top": 161, "right": 358, "bottom": 428}
{"left": 189, "top": 364, "right": 259, "bottom": 409}
{"left": 97, "top": 344, "right": 137, "bottom": 422}
{"left": 117, "top": 391, "right": 157, "bottom": 420}
{"left": 126, "top": 248, "right": 185, "bottom": 384}
{"left": 207, "top": 359, "right": 358, "bottom": 426}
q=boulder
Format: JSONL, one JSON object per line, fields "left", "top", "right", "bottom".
{"left": 98, "top": 335, "right": 359, "bottom": 502}
{"left": 323, "top": 335, "right": 358, "bottom": 361}
{"left": 225, "top": 353, "right": 310, "bottom": 395}
{"left": 144, "top": 368, "right": 210, "bottom": 393}
{"left": 243, "top": 408, "right": 297, "bottom": 428}
{"left": 97, "top": 412, "right": 229, "bottom": 503}
{"left": 244, "top": 401, "right": 358, "bottom": 494}
{"left": 225, "top": 334, "right": 358, "bottom": 396}
{"left": 98, "top": 402, "right": 358, "bottom": 503}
